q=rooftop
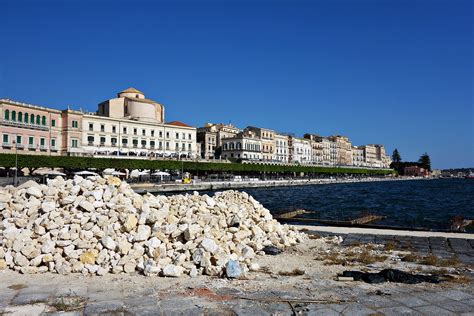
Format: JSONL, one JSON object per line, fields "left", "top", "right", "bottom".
{"left": 166, "top": 121, "right": 193, "bottom": 128}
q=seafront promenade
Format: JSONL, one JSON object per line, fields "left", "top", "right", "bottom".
{"left": 131, "top": 176, "right": 426, "bottom": 193}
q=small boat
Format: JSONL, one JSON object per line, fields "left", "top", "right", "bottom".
{"left": 465, "top": 170, "right": 474, "bottom": 179}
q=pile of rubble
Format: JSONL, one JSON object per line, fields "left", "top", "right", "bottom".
{"left": 0, "top": 176, "right": 306, "bottom": 277}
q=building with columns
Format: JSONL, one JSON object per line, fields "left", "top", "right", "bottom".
{"left": 0, "top": 88, "right": 198, "bottom": 159}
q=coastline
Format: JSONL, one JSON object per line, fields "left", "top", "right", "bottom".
{"left": 131, "top": 176, "right": 431, "bottom": 193}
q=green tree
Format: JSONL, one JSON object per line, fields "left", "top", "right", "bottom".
{"left": 391, "top": 149, "right": 401, "bottom": 163}
{"left": 418, "top": 152, "right": 431, "bottom": 171}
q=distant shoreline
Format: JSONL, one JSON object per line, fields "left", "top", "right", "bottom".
{"left": 131, "top": 176, "right": 431, "bottom": 194}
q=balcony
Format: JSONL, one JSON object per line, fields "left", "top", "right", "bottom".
{"left": 28, "top": 144, "right": 36, "bottom": 150}
{"left": 111, "top": 143, "right": 117, "bottom": 147}
{"left": 99, "top": 143, "right": 105, "bottom": 147}
{"left": 88, "top": 142, "right": 94, "bottom": 146}
{"left": 50, "top": 146, "right": 58, "bottom": 151}
{"left": 40, "top": 145, "right": 48, "bottom": 151}
{"left": 0, "top": 119, "right": 49, "bottom": 131}
{"left": 2, "top": 142, "right": 12, "bottom": 148}
{"left": 16, "top": 144, "right": 24, "bottom": 149}
{"left": 133, "top": 144, "right": 138, "bottom": 148}
{"left": 141, "top": 145, "right": 146, "bottom": 149}
{"left": 122, "top": 144, "right": 128, "bottom": 148}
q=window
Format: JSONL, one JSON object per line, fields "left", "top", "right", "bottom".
{"left": 142, "top": 129, "right": 146, "bottom": 136}
{"left": 151, "top": 130, "right": 155, "bottom": 137}
{"left": 123, "top": 127, "right": 127, "bottom": 134}
{"left": 159, "top": 131, "right": 163, "bottom": 137}
{"left": 188, "top": 133, "right": 191, "bottom": 140}
{"left": 166, "top": 132, "right": 170, "bottom": 138}
{"left": 24, "top": 113, "right": 28, "bottom": 123}
{"left": 188, "top": 143, "right": 191, "bottom": 151}
{"left": 16, "top": 135, "right": 22, "bottom": 144}
{"left": 11, "top": 111, "right": 16, "bottom": 121}
{"left": 36, "top": 116, "right": 40, "bottom": 125}
{"left": 100, "top": 124, "right": 105, "bottom": 132}
{"left": 72, "top": 139, "right": 78, "bottom": 148}
{"left": 175, "top": 143, "right": 179, "bottom": 150}
{"left": 40, "top": 138, "right": 45, "bottom": 146}
{"left": 42, "top": 116, "right": 46, "bottom": 125}
{"left": 3, "top": 134, "right": 8, "bottom": 143}
{"left": 182, "top": 133, "right": 185, "bottom": 139}
{"left": 18, "top": 112, "right": 22, "bottom": 122}
{"left": 166, "top": 142, "right": 169, "bottom": 150}
{"left": 112, "top": 125, "right": 116, "bottom": 133}
{"left": 100, "top": 136, "right": 106, "bottom": 144}
{"left": 72, "top": 120, "right": 78, "bottom": 128}
{"left": 133, "top": 128, "right": 137, "bottom": 135}
{"left": 111, "top": 137, "right": 117, "bottom": 145}
{"left": 89, "top": 123, "right": 93, "bottom": 131}
{"left": 122, "top": 138, "right": 128, "bottom": 145}
{"left": 150, "top": 141, "right": 155, "bottom": 148}
{"left": 141, "top": 140, "right": 146, "bottom": 147}
{"left": 175, "top": 132, "right": 179, "bottom": 139}
{"left": 87, "top": 136, "right": 94, "bottom": 145}
{"left": 132, "top": 139, "right": 138, "bottom": 147}
{"left": 51, "top": 119, "right": 56, "bottom": 127}
{"left": 51, "top": 139, "right": 56, "bottom": 147}
{"left": 4, "top": 110, "right": 9, "bottom": 120}
{"left": 182, "top": 143, "right": 185, "bottom": 150}
{"left": 29, "top": 137, "right": 34, "bottom": 145}
{"left": 159, "top": 141, "right": 163, "bottom": 149}
{"left": 30, "top": 114, "right": 35, "bottom": 124}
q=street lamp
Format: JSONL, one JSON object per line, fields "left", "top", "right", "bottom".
{"left": 13, "top": 135, "right": 18, "bottom": 186}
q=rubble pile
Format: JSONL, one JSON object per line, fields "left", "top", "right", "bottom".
{"left": 0, "top": 176, "right": 306, "bottom": 277}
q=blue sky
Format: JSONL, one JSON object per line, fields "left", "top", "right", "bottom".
{"left": 1, "top": 0, "right": 472, "bottom": 169}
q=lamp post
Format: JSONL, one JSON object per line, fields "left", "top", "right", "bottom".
{"left": 13, "top": 135, "right": 18, "bottom": 186}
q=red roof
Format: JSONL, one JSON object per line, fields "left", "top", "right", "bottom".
{"left": 166, "top": 121, "right": 193, "bottom": 127}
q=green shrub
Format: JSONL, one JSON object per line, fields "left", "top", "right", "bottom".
{"left": 0, "top": 153, "right": 394, "bottom": 175}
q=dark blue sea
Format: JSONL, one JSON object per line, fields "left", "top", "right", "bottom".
{"left": 208, "top": 179, "right": 474, "bottom": 232}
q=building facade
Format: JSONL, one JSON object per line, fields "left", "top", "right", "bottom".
{"left": 221, "top": 130, "right": 262, "bottom": 161}
{"left": 197, "top": 123, "right": 240, "bottom": 159}
{"left": 245, "top": 126, "right": 275, "bottom": 161}
{"left": 274, "top": 134, "right": 289, "bottom": 163}
{"left": 0, "top": 88, "right": 198, "bottom": 159}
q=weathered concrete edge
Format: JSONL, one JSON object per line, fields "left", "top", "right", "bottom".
{"left": 131, "top": 177, "right": 427, "bottom": 193}
{"left": 296, "top": 225, "right": 474, "bottom": 240}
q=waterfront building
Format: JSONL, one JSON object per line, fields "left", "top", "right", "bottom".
{"left": 328, "top": 135, "right": 353, "bottom": 166}
{"left": 352, "top": 146, "right": 366, "bottom": 167}
{"left": 274, "top": 134, "right": 289, "bottom": 163}
{"left": 197, "top": 123, "right": 240, "bottom": 159}
{"left": 404, "top": 166, "right": 429, "bottom": 177}
{"left": 0, "top": 98, "right": 66, "bottom": 155}
{"left": 245, "top": 126, "right": 275, "bottom": 161}
{"left": 0, "top": 88, "right": 198, "bottom": 159}
{"left": 290, "top": 137, "right": 311, "bottom": 164}
{"left": 221, "top": 130, "right": 262, "bottom": 161}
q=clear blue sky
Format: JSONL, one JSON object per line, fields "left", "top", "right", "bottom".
{"left": 1, "top": 0, "right": 472, "bottom": 169}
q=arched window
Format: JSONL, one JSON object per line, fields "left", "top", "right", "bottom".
{"left": 4, "top": 109, "right": 9, "bottom": 120}
{"left": 36, "top": 115, "right": 40, "bottom": 125}
{"left": 18, "top": 112, "right": 22, "bottom": 122}
{"left": 30, "top": 114, "right": 35, "bottom": 124}
{"left": 24, "top": 113, "right": 29, "bottom": 123}
{"left": 11, "top": 111, "right": 16, "bottom": 121}
{"left": 42, "top": 116, "right": 46, "bottom": 125}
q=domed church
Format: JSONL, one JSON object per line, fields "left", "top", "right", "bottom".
{"left": 98, "top": 87, "right": 164, "bottom": 123}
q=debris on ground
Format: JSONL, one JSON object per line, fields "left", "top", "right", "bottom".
{"left": 341, "top": 268, "right": 440, "bottom": 284}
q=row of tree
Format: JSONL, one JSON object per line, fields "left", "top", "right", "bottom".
{"left": 390, "top": 149, "right": 431, "bottom": 174}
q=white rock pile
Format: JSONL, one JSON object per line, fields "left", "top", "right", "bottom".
{"left": 0, "top": 176, "right": 306, "bottom": 277}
